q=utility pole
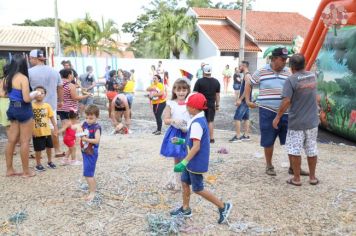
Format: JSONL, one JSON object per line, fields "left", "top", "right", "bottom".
{"left": 239, "top": 0, "right": 247, "bottom": 62}
{"left": 54, "top": 0, "right": 61, "bottom": 56}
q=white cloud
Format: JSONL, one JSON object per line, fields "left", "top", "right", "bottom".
{"left": 252, "top": 0, "right": 321, "bottom": 19}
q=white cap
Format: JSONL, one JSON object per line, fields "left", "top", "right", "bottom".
{"left": 29, "top": 49, "right": 47, "bottom": 60}
{"left": 203, "top": 64, "right": 212, "bottom": 74}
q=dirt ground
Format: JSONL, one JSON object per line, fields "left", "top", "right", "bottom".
{"left": 0, "top": 93, "right": 356, "bottom": 235}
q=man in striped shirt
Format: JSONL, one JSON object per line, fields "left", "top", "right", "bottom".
{"left": 245, "top": 47, "right": 308, "bottom": 176}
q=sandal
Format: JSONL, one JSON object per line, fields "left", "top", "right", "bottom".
{"left": 309, "top": 178, "right": 319, "bottom": 185}
{"left": 286, "top": 178, "right": 302, "bottom": 186}
{"left": 266, "top": 166, "right": 277, "bottom": 176}
{"left": 55, "top": 152, "right": 66, "bottom": 158}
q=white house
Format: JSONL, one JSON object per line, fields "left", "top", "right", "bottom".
{"left": 184, "top": 7, "right": 312, "bottom": 71}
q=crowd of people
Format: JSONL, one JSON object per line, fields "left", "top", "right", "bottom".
{"left": 0, "top": 47, "right": 320, "bottom": 224}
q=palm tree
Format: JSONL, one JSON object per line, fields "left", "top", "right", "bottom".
{"left": 60, "top": 21, "right": 84, "bottom": 56}
{"left": 97, "top": 18, "right": 120, "bottom": 55}
{"left": 81, "top": 14, "right": 120, "bottom": 56}
{"left": 144, "top": 12, "right": 198, "bottom": 59}
{"left": 60, "top": 14, "right": 120, "bottom": 56}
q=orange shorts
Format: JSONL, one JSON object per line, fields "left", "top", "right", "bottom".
{"left": 106, "top": 91, "right": 118, "bottom": 100}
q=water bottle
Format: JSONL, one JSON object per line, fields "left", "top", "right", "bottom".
{"left": 171, "top": 137, "right": 185, "bottom": 145}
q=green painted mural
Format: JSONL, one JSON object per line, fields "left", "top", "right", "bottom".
{"left": 314, "top": 26, "right": 356, "bottom": 141}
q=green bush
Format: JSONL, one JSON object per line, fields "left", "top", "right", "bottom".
{"left": 0, "top": 59, "right": 6, "bottom": 78}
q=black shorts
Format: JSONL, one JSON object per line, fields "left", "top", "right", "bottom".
{"left": 57, "top": 111, "right": 70, "bottom": 120}
{"left": 33, "top": 135, "right": 53, "bottom": 152}
{"left": 115, "top": 107, "right": 126, "bottom": 112}
{"left": 204, "top": 106, "right": 216, "bottom": 122}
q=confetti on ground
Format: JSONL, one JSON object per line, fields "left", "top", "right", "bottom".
{"left": 146, "top": 214, "right": 184, "bottom": 235}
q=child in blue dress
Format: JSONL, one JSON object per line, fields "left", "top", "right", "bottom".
{"left": 160, "top": 78, "right": 191, "bottom": 190}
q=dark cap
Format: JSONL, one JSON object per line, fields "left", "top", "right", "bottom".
{"left": 272, "top": 47, "right": 289, "bottom": 59}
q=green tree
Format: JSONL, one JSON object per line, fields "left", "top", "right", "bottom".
{"left": 60, "top": 14, "right": 120, "bottom": 56}
{"left": 13, "top": 18, "right": 57, "bottom": 27}
{"left": 186, "top": 0, "right": 212, "bottom": 8}
{"left": 122, "top": 0, "right": 186, "bottom": 58}
{"left": 143, "top": 12, "right": 198, "bottom": 59}
{"left": 0, "top": 59, "right": 6, "bottom": 78}
{"left": 60, "top": 21, "right": 84, "bottom": 56}
{"left": 215, "top": 0, "right": 254, "bottom": 10}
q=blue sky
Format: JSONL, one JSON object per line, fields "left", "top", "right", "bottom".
{"left": 0, "top": 0, "right": 321, "bottom": 41}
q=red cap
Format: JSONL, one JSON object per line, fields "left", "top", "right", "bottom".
{"left": 185, "top": 92, "right": 208, "bottom": 110}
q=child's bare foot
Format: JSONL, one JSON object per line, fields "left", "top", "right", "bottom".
{"left": 61, "top": 158, "right": 70, "bottom": 165}
{"left": 70, "top": 160, "right": 82, "bottom": 166}
{"left": 21, "top": 171, "right": 36, "bottom": 178}
{"left": 85, "top": 192, "right": 95, "bottom": 201}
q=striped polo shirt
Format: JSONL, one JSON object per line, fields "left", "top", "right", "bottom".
{"left": 251, "top": 64, "right": 291, "bottom": 112}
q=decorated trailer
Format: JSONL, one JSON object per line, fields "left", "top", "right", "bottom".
{"left": 301, "top": 0, "right": 356, "bottom": 142}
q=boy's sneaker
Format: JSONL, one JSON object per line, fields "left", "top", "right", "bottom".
{"left": 35, "top": 165, "right": 46, "bottom": 172}
{"left": 218, "top": 202, "right": 233, "bottom": 224}
{"left": 47, "top": 162, "right": 57, "bottom": 169}
{"left": 229, "top": 135, "right": 240, "bottom": 143}
{"left": 240, "top": 134, "right": 251, "bottom": 141}
{"left": 170, "top": 206, "right": 192, "bottom": 218}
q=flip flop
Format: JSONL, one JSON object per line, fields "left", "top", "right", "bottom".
{"left": 55, "top": 152, "right": 66, "bottom": 158}
{"left": 309, "top": 178, "right": 319, "bottom": 185}
{"left": 286, "top": 179, "right": 302, "bottom": 186}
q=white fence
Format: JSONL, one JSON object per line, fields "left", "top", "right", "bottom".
{"left": 54, "top": 57, "right": 267, "bottom": 91}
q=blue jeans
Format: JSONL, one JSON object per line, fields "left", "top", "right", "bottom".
{"left": 125, "top": 93, "right": 134, "bottom": 109}
{"left": 233, "top": 83, "right": 241, "bottom": 91}
{"left": 234, "top": 102, "right": 249, "bottom": 121}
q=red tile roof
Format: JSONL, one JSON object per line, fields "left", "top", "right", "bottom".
{"left": 192, "top": 8, "right": 311, "bottom": 43}
{"left": 199, "top": 24, "right": 261, "bottom": 52}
